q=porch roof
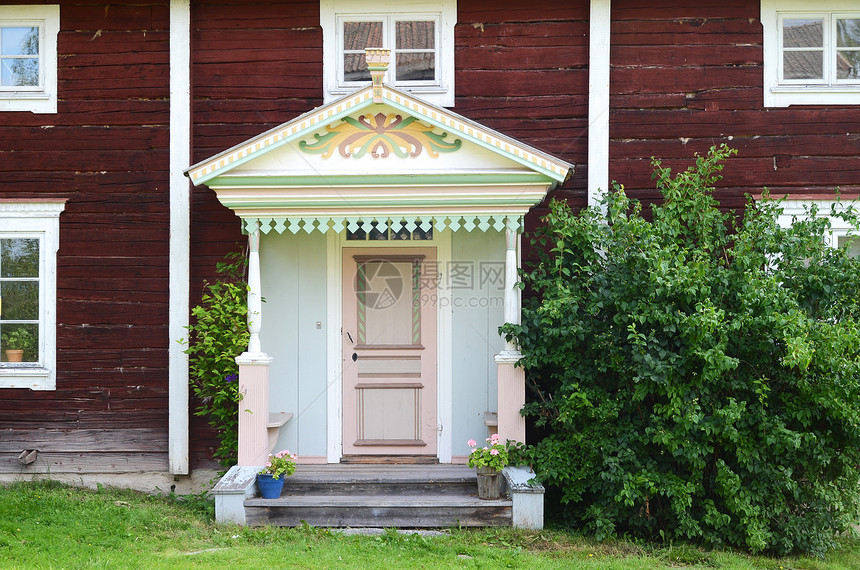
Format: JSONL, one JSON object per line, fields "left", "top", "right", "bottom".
{"left": 185, "top": 84, "right": 574, "bottom": 234}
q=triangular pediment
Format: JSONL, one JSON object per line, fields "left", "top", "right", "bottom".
{"left": 185, "top": 85, "right": 574, "bottom": 234}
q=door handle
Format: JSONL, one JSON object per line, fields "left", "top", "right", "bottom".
{"left": 347, "top": 331, "right": 354, "bottom": 344}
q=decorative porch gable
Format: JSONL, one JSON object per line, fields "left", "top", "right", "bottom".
{"left": 186, "top": 83, "right": 573, "bottom": 236}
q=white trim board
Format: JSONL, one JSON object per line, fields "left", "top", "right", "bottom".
{"left": 168, "top": 0, "right": 191, "bottom": 475}
{"left": 588, "top": 0, "right": 611, "bottom": 209}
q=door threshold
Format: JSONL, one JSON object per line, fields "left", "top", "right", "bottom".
{"left": 340, "top": 455, "right": 440, "bottom": 464}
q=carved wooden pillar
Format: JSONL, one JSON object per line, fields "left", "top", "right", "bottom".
{"left": 495, "top": 219, "right": 526, "bottom": 444}
{"left": 237, "top": 223, "right": 272, "bottom": 466}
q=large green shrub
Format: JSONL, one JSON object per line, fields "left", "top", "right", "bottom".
{"left": 505, "top": 145, "right": 860, "bottom": 555}
{"left": 184, "top": 252, "right": 250, "bottom": 467}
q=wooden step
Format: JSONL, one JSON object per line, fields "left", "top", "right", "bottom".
{"left": 245, "top": 494, "right": 512, "bottom": 528}
{"left": 281, "top": 464, "right": 477, "bottom": 496}
{"left": 340, "top": 455, "right": 439, "bottom": 464}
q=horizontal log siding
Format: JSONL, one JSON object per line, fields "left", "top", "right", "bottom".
{"left": 189, "top": 1, "right": 324, "bottom": 465}
{"left": 0, "top": 2, "right": 175, "bottom": 473}
{"left": 455, "top": 1, "right": 589, "bottom": 227}
{"left": 610, "top": 0, "right": 860, "bottom": 207}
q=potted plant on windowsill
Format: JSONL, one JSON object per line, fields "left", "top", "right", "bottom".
{"left": 467, "top": 433, "right": 509, "bottom": 499}
{"left": 1, "top": 329, "right": 35, "bottom": 363}
{"left": 257, "top": 449, "right": 297, "bottom": 499}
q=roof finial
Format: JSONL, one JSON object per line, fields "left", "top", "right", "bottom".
{"left": 365, "top": 48, "right": 390, "bottom": 103}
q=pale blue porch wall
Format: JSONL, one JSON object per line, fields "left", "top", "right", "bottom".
{"left": 450, "top": 230, "right": 505, "bottom": 457}
{"left": 260, "top": 232, "right": 329, "bottom": 458}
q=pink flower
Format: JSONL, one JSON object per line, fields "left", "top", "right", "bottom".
{"left": 467, "top": 439, "right": 476, "bottom": 448}
{"left": 490, "top": 449, "right": 499, "bottom": 456}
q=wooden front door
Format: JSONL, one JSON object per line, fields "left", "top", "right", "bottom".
{"left": 342, "top": 248, "right": 437, "bottom": 457}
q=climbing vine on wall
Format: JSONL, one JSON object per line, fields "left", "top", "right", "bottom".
{"left": 184, "top": 250, "right": 249, "bottom": 467}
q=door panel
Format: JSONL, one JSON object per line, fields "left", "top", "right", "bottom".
{"left": 342, "top": 248, "right": 437, "bottom": 456}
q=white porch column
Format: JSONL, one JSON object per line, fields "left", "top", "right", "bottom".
{"left": 237, "top": 225, "right": 273, "bottom": 466}
{"left": 495, "top": 220, "right": 526, "bottom": 444}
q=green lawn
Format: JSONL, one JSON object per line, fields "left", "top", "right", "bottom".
{"left": 1, "top": 481, "right": 859, "bottom": 569}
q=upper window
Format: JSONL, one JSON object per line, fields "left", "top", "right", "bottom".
{"left": 321, "top": 0, "right": 455, "bottom": 107}
{"left": 763, "top": 1, "right": 860, "bottom": 107}
{"left": 0, "top": 201, "right": 64, "bottom": 390}
{"left": 0, "top": 5, "right": 59, "bottom": 114}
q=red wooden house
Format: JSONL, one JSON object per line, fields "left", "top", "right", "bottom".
{"left": 1, "top": 0, "right": 857, "bottom": 528}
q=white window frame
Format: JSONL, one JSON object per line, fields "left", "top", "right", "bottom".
{"left": 777, "top": 199, "right": 859, "bottom": 256}
{"left": 321, "top": 0, "right": 455, "bottom": 107}
{"left": 0, "top": 201, "right": 64, "bottom": 390}
{"left": 0, "top": 5, "right": 59, "bottom": 114}
{"left": 763, "top": 0, "right": 860, "bottom": 107}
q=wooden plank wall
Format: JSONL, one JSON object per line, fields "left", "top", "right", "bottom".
{"left": 190, "top": 0, "right": 322, "bottom": 283}
{"left": 610, "top": 0, "right": 860, "bottom": 209}
{"left": 456, "top": 0, "right": 590, "bottom": 226}
{"left": 0, "top": 2, "right": 173, "bottom": 474}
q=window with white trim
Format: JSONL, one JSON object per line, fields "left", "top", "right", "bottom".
{"left": 763, "top": 0, "right": 860, "bottom": 107}
{"left": 837, "top": 234, "right": 860, "bottom": 257}
{"left": 0, "top": 5, "right": 59, "bottom": 114}
{"left": 777, "top": 199, "right": 860, "bottom": 258}
{"left": 0, "top": 201, "right": 64, "bottom": 390}
{"left": 321, "top": 0, "right": 455, "bottom": 106}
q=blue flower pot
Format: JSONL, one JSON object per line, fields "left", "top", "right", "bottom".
{"left": 256, "top": 473, "right": 284, "bottom": 499}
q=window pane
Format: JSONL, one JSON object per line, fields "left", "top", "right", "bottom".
{"left": 837, "top": 51, "right": 860, "bottom": 79}
{"left": 391, "top": 221, "right": 411, "bottom": 240}
{"left": 0, "top": 281, "right": 39, "bottom": 320}
{"left": 838, "top": 235, "right": 860, "bottom": 258}
{"left": 412, "top": 225, "right": 433, "bottom": 240}
{"left": 343, "top": 53, "right": 371, "bottom": 82}
{"left": 784, "top": 50, "right": 823, "bottom": 79}
{"left": 368, "top": 221, "right": 389, "bottom": 240}
{"left": 343, "top": 21, "right": 383, "bottom": 51}
{"left": 1, "top": 323, "right": 38, "bottom": 363}
{"left": 347, "top": 221, "right": 367, "bottom": 240}
{"left": 837, "top": 19, "right": 860, "bottom": 48}
{"left": 1, "top": 57, "right": 38, "bottom": 86}
{"left": 1, "top": 27, "right": 38, "bottom": 56}
{"left": 396, "top": 53, "right": 435, "bottom": 81}
{"left": 396, "top": 21, "right": 435, "bottom": 50}
{"left": 783, "top": 19, "right": 823, "bottom": 48}
{"left": 1, "top": 238, "right": 39, "bottom": 277}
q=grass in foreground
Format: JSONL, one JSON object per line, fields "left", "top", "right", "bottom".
{"left": 1, "top": 480, "right": 859, "bottom": 569}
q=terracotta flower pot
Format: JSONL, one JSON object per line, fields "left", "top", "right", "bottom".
{"left": 4, "top": 349, "right": 23, "bottom": 363}
{"left": 475, "top": 466, "right": 503, "bottom": 499}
